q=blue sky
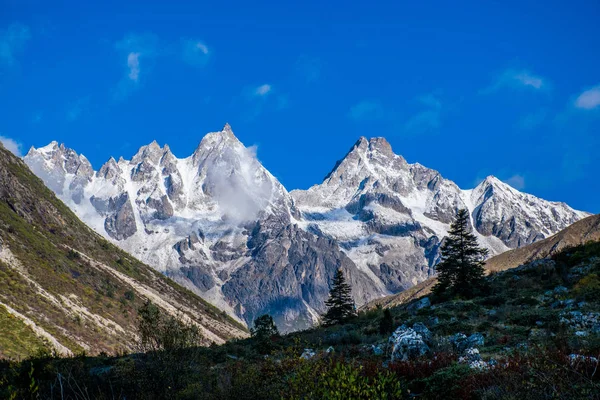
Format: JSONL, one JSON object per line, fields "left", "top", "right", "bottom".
{"left": 1, "top": 0, "right": 599, "bottom": 213}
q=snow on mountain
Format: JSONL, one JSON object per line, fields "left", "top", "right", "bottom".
{"left": 291, "top": 137, "right": 590, "bottom": 292}
{"left": 24, "top": 127, "right": 590, "bottom": 332}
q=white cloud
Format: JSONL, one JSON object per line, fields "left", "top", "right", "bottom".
{"left": 114, "top": 33, "right": 158, "bottom": 99}
{"left": 127, "top": 52, "right": 140, "bottom": 81}
{"left": 574, "top": 85, "right": 600, "bottom": 110}
{"left": 0, "top": 135, "right": 23, "bottom": 157}
{"left": 182, "top": 39, "right": 210, "bottom": 67}
{"left": 239, "top": 84, "right": 285, "bottom": 121}
{"left": 255, "top": 84, "right": 272, "bottom": 96}
{"left": 348, "top": 101, "right": 384, "bottom": 121}
{"left": 483, "top": 69, "right": 547, "bottom": 93}
{"left": 417, "top": 93, "right": 442, "bottom": 109}
{"left": 503, "top": 174, "right": 525, "bottom": 190}
{"left": 0, "top": 23, "right": 30, "bottom": 66}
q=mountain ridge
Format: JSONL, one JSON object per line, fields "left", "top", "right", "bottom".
{"left": 24, "top": 125, "right": 590, "bottom": 332}
{"left": 0, "top": 142, "right": 247, "bottom": 358}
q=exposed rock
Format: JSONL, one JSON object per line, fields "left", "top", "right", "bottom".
{"left": 560, "top": 311, "right": 600, "bottom": 333}
{"left": 372, "top": 344, "right": 384, "bottom": 355}
{"left": 467, "top": 332, "right": 485, "bottom": 348}
{"left": 102, "top": 193, "right": 137, "bottom": 240}
{"left": 23, "top": 126, "right": 590, "bottom": 333}
{"left": 569, "top": 354, "right": 599, "bottom": 366}
{"left": 300, "top": 348, "right": 316, "bottom": 360}
{"left": 407, "top": 297, "right": 431, "bottom": 313}
{"left": 554, "top": 286, "right": 568, "bottom": 295}
{"left": 411, "top": 322, "right": 432, "bottom": 343}
{"left": 389, "top": 325, "right": 430, "bottom": 361}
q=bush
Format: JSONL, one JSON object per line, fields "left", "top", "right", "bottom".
{"left": 287, "top": 359, "right": 403, "bottom": 400}
{"left": 137, "top": 300, "right": 203, "bottom": 352}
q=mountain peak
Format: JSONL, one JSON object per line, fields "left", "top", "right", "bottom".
{"left": 193, "top": 124, "right": 244, "bottom": 162}
{"left": 367, "top": 137, "right": 393, "bottom": 155}
{"left": 131, "top": 140, "right": 164, "bottom": 164}
{"left": 476, "top": 175, "right": 516, "bottom": 192}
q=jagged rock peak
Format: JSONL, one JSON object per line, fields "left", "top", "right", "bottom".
{"left": 97, "top": 157, "right": 121, "bottom": 179}
{"left": 131, "top": 140, "right": 165, "bottom": 164}
{"left": 322, "top": 136, "right": 403, "bottom": 182}
{"left": 202, "top": 123, "right": 241, "bottom": 144}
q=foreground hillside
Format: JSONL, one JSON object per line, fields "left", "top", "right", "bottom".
{"left": 2, "top": 237, "right": 599, "bottom": 399}
{"left": 0, "top": 143, "right": 247, "bottom": 359}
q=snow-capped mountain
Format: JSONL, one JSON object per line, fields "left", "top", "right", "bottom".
{"left": 24, "top": 126, "right": 590, "bottom": 331}
{"left": 291, "top": 137, "right": 589, "bottom": 292}
{"left": 24, "top": 125, "right": 383, "bottom": 332}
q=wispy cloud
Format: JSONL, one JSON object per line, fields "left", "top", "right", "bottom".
{"left": 114, "top": 33, "right": 158, "bottom": 99}
{"left": 574, "top": 85, "right": 600, "bottom": 110}
{"left": 296, "top": 55, "right": 321, "bottom": 83}
{"left": 348, "top": 100, "right": 385, "bottom": 121}
{"left": 404, "top": 93, "right": 443, "bottom": 134}
{"left": 254, "top": 84, "right": 272, "bottom": 96}
{"left": 0, "top": 23, "right": 30, "bottom": 66}
{"left": 517, "top": 109, "right": 547, "bottom": 130}
{"left": 239, "top": 84, "right": 286, "bottom": 121}
{"left": 404, "top": 110, "right": 441, "bottom": 133}
{"left": 127, "top": 52, "right": 140, "bottom": 81}
{"left": 503, "top": 174, "right": 525, "bottom": 190}
{"left": 0, "top": 135, "right": 23, "bottom": 157}
{"left": 182, "top": 39, "right": 210, "bottom": 67}
{"left": 483, "top": 68, "right": 547, "bottom": 93}
{"left": 417, "top": 93, "right": 442, "bottom": 110}
{"left": 66, "top": 97, "right": 90, "bottom": 121}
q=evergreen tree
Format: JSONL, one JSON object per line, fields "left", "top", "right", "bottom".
{"left": 432, "top": 208, "right": 488, "bottom": 298}
{"left": 251, "top": 314, "right": 279, "bottom": 354}
{"left": 378, "top": 308, "right": 394, "bottom": 334}
{"left": 251, "top": 314, "right": 279, "bottom": 339}
{"left": 322, "top": 268, "right": 357, "bottom": 326}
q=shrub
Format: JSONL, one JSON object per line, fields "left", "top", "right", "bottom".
{"left": 137, "top": 300, "right": 203, "bottom": 352}
{"left": 287, "top": 359, "right": 403, "bottom": 400}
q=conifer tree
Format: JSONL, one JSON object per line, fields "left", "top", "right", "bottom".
{"left": 432, "top": 208, "right": 488, "bottom": 298}
{"left": 322, "top": 268, "right": 357, "bottom": 326}
{"left": 251, "top": 314, "right": 279, "bottom": 354}
{"left": 251, "top": 314, "right": 279, "bottom": 339}
{"left": 378, "top": 308, "right": 394, "bottom": 334}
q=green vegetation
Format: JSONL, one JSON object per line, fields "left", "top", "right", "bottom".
{"left": 2, "top": 239, "right": 599, "bottom": 399}
{"left": 433, "top": 208, "right": 488, "bottom": 299}
{"left": 322, "top": 268, "right": 357, "bottom": 326}
{"left": 137, "top": 300, "right": 203, "bottom": 352}
{"left": 0, "top": 147, "right": 246, "bottom": 358}
{"left": 0, "top": 305, "right": 48, "bottom": 360}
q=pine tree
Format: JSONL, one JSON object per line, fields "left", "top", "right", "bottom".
{"left": 378, "top": 308, "right": 394, "bottom": 334}
{"left": 251, "top": 314, "right": 279, "bottom": 339}
{"left": 432, "top": 208, "right": 488, "bottom": 298}
{"left": 322, "top": 268, "right": 357, "bottom": 326}
{"left": 251, "top": 314, "right": 279, "bottom": 354}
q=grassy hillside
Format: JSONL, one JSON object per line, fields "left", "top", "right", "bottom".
{"left": 0, "top": 144, "right": 247, "bottom": 359}
{"left": 2, "top": 237, "right": 599, "bottom": 399}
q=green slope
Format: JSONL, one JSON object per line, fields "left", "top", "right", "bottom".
{"left": 0, "top": 144, "right": 247, "bottom": 358}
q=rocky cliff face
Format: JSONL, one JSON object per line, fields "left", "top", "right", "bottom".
{"left": 291, "top": 137, "right": 589, "bottom": 295}
{"left": 24, "top": 126, "right": 590, "bottom": 332}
